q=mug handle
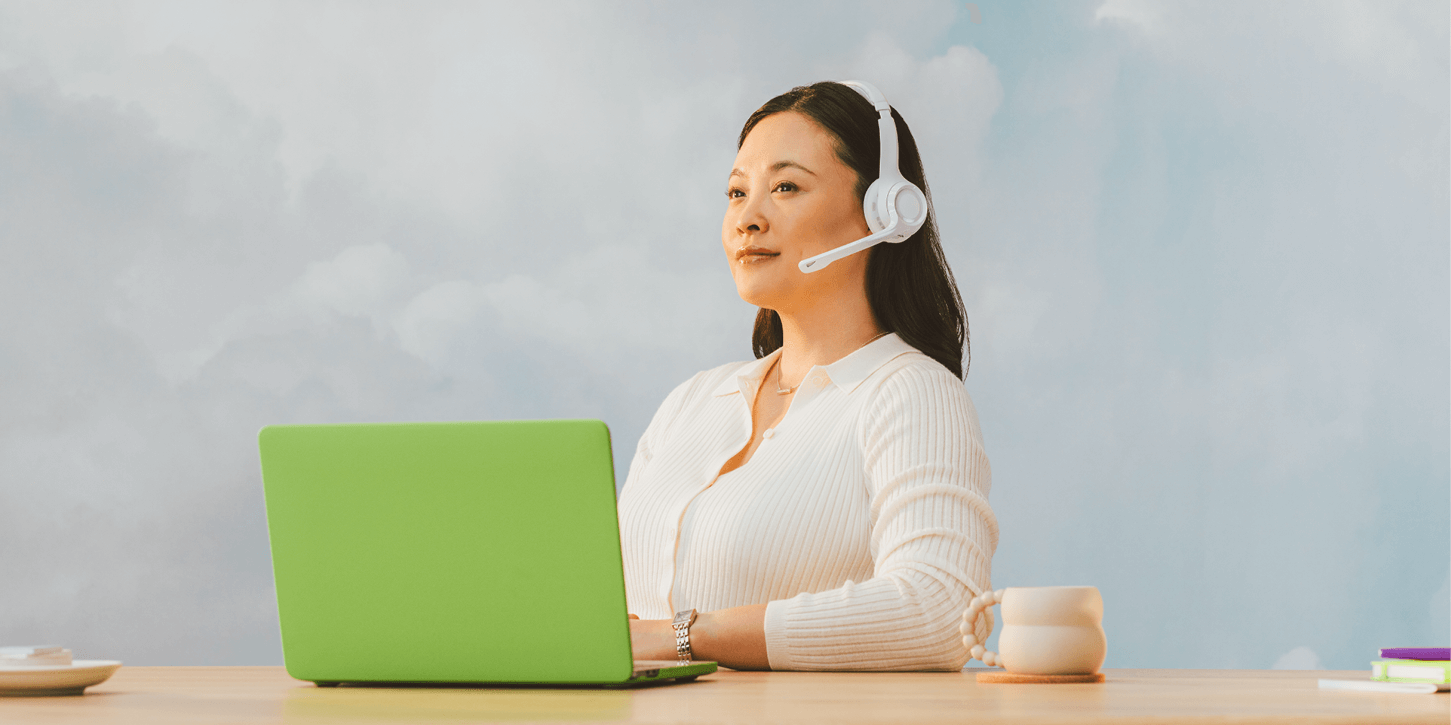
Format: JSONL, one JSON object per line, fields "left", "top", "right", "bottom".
{"left": 960, "top": 589, "right": 1004, "bottom": 667}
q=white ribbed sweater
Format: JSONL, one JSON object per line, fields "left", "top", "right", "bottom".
{"left": 617, "top": 334, "right": 998, "bottom": 671}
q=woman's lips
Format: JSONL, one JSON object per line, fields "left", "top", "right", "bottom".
{"left": 735, "top": 246, "right": 780, "bottom": 265}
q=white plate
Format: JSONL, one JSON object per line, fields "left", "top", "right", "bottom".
{"left": 0, "top": 661, "right": 123, "bottom": 696}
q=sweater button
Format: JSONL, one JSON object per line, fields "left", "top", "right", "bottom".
{"left": 811, "top": 375, "right": 827, "bottom": 386}
{"left": 762, "top": 429, "right": 775, "bottom": 439}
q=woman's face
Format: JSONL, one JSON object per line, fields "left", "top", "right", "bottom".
{"left": 722, "top": 111, "right": 872, "bottom": 313}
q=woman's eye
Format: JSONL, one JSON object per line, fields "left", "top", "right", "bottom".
{"left": 774, "top": 182, "right": 797, "bottom": 193}
{"left": 726, "top": 188, "right": 745, "bottom": 199}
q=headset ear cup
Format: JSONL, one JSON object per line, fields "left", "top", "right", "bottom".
{"left": 892, "top": 182, "right": 928, "bottom": 235}
{"left": 861, "top": 178, "right": 889, "bottom": 233}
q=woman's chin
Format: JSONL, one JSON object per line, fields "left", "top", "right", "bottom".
{"left": 731, "top": 279, "right": 789, "bottom": 308}
{"left": 732, "top": 273, "right": 791, "bottom": 309}
{"left": 735, "top": 264, "right": 851, "bottom": 311}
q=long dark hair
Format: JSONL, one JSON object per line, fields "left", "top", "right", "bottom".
{"left": 738, "top": 81, "right": 970, "bottom": 378}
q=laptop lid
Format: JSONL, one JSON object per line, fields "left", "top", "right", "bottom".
{"left": 259, "top": 419, "right": 635, "bottom": 684}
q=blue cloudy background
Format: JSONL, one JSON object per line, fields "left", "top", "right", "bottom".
{"left": 0, "top": 1, "right": 1446, "bottom": 669}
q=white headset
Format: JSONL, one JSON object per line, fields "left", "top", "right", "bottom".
{"left": 798, "top": 80, "right": 929, "bottom": 273}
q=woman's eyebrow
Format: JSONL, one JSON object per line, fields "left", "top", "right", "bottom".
{"left": 771, "top": 160, "right": 816, "bottom": 176}
{"left": 729, "top": 161, "right": 817, "bottom": 180}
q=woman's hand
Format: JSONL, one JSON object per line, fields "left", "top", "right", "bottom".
{"left": 626, "top": 605, "right": 771, "bottom": 670}
{"left": 627, "top": 616, "right": 680, "bottom": 661}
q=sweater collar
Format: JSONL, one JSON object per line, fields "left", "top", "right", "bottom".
{"left": 710, "top": 333, "right": 917, "bottom": 397}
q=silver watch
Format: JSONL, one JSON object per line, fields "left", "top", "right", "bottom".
{"left": 671, "top": 609, "right": 698, "bottom": 662}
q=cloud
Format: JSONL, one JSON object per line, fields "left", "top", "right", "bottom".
{"left": 0, "top": 2, "right": 1008, "bottom": 664}
{"left": 293, "top": 244, "right": 411, "bottom": 322}
{"left": 958, "top": 1, "right": 1446, "bottom": 670}
{"left": 1271, "top": 646, "right": 1325, "bottom": 670}
{"left": 0, "top": 2, "right": 1443, "bottom": 672}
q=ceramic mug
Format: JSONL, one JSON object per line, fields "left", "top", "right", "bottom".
{"left": 960, "top": 586, "right": 1106, "bottom": 676}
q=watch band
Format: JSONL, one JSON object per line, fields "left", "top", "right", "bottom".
{"left": 671, "top": 609, "right": 698, "bottom": 662}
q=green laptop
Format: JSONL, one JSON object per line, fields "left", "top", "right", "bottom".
{"left": 258, "top": 419, "right": 717, "bottom": 686}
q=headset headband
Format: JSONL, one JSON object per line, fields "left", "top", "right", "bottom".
{"left": 797, "top": 80, "right": 928, "bottom": 273}
{"left": 839, "top": 81, "right": 901, "bottom": 182}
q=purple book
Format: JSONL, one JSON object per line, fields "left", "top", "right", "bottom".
{"left": 1379, "top": 647, "right": 1451, "bottom": 661}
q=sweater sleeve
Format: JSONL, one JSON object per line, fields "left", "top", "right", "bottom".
{"left": 762, "top": 362, "right": 999, "bottom": 671}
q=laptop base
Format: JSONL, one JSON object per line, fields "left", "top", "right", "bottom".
{"left": 308, "top": 660, "right": 717, "bottom": 689}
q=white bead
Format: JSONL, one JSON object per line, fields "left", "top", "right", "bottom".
{"left": 970, "top": 645, "right": 986, "bottom": 660}
{"left": 962, "top": 634, "right": 978, "bottom": 649}
{"left": 966, "top": 602, "right": 982, "bottom": 617}
{"left": 982, "top": 651, "right": 996, "bottom": 667}
{"left": 994, "top": 589, "right": 1005, "bottom": 602}
{"left": 962, "top": 635, "right": 972, "bottom": 649}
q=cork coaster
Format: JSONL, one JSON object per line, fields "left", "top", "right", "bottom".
{"left": 975, "top": 671, "right": 1105, "bottom": 684}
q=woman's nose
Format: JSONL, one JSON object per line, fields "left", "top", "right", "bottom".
{"left": 735, "top": 196, "right": 768, "bottom": 236}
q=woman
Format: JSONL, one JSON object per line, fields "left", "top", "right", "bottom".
{"left": 618, "top": 81, "right": 997, "bottom": 671}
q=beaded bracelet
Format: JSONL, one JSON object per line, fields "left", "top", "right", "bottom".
{"left": 958, "top": 588, "right": 1004, "bottom": 667}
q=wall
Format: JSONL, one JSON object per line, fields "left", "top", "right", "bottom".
{"left": 0, "top": 0, "right": 1445, "bottom": 668}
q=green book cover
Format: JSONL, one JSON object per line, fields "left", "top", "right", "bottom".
{"left": 1371, "top": 659, "right": 1451, "bottom": 684}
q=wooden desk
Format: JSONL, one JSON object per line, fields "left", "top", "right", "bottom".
{"left": 1, "top": 667, "right": 1445, "bottom": 724}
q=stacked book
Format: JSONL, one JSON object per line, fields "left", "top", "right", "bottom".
{"left": 1372, "top": 647, "right": 1449, "bottom": 690}
{"left": 1319, "top": 647, "right": 1450, "bottom": 694}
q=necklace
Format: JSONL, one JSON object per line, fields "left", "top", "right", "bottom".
{"left": 774, "top": 331, "right": 891, "bottom": 395}
{"left": 773, "top": 360, "right": 800, "bottom": 395}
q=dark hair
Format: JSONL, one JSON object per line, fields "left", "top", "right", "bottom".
{"left": 738, "top": 81, "right": 970, "bottom": 378}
